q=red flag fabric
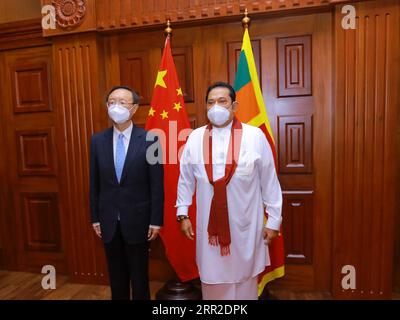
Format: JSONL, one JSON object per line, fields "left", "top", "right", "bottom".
{"left": 145, "top": 36, "right": 199, "bottom": 282}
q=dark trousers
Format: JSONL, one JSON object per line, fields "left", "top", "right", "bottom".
{"left": 104, "top": 222, "right": 150, "bottom": 300}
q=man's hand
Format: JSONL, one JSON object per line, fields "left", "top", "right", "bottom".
{"left": 93, "top": 224, "right": 102, "bottom": 238}
{"left": 148, "top": 227, "right": 160, "bottom": 241}
{"left": 263, "top": 227, "right": 279, "bottom": 245}
{"left": 180, "top": 219, "right": 194, "bottom": 240}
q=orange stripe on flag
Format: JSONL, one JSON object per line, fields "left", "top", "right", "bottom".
{"left": 235, "top": 82, "right": 260, "bottom": 123}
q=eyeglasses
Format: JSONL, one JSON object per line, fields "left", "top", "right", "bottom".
{"left": 106, "top": 101, "right": 134, "bottom": 109}
{"left": 206, "top": 97, "right": 231, "bottom": 107}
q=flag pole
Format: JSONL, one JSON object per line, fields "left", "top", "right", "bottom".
{"left": 154, "top": 19, "right": 202, "bottom": 301}
{"left": 165, "top": 19, "right": 172, "bottom": 37}
{"left": 242, "top": 8, "right": 251, "bottom": 29}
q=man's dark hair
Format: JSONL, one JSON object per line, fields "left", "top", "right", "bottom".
{"left": 105, "top": 86, "right": 140, "bottom": 104}
{"left": 205, "top": 82, "right": 236, "bottom": 103}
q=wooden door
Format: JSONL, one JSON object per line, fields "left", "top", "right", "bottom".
{"left": 0, "top": 46, "right": 67, "bottom": 273}
{"left": 270, "top": 21, "right": 332, "bottom": 291}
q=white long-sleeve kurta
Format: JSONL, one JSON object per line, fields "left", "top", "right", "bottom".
{"left": 176, "top": 122, "right": 282, "bottom": 284}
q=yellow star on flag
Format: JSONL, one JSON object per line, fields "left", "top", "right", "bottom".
{"left": 155, "top": 70, "right": 167, "bottom": 88}
{"left": 173, "top": 102, "right": 182, "bottom": 112}
{"left": 160, "top": 110, "right": 169, "bottom": 119}
{"left": 148, "top": 107, "right": 155, "bottom": 116}
{"left": 176, "top": 87, "right": 183, "bottom": 96}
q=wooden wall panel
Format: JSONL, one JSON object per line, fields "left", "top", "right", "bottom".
{"left": 396, "top": 134, "right": 400, "bottom": 290}
{"left": 0, "top": 238, "right": 2, "bottom": 268}
{"left": 283, "top": 192, "right": 314, "bottom": 265}
{"left": 278, "top": 115, "right": 312, "bottom": 173}
{"left": 120, "top": 45, "right": 195, "bottom": 105}
{"left": 333, "top": 0, "right": 399, "bottom": 299}
{"left": 116, "top": 30, "right": 200, "bottom": 128}
{"left": 0, "top": 52, "right": 6, "bottom": 270}
{"left": 120, "top": 51, "right": 151, "bottom": 104}
{"left": 52, "top": 33, "right": 109, "bottom": 284}
{"left": 0, "top": 0, "right": 41, "bottom": 24}
{"left": 10, "top": 62, "right": 52, "bottom": 113}
{"left": 171, "top": 46, "right": 194, "bottom": 103}
{"left": 16, "top": 129, "right": 56, "bottom": 176}
{"left": 20, "top": 192, "right": 61, "bottom": 252}
{"left": 277, "top": 35, "right": 312, "bottom": 97}
{"left": 310, "top": 12, "right": 333, "bottom": 290}
{"left": 0, "top": 45, "right": 67, "bottom": 274}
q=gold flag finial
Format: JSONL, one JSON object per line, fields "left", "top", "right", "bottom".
{"left": 165, "top": 19, "right": 172, "bottom": 37}
{"left": 242, "top": 8, "right": 250, "bottom": 29}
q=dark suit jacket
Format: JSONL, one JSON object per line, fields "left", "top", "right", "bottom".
{"left": 89, "top": 124, "right": 164, "bottom": 244}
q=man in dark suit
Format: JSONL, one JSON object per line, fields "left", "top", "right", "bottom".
{"left": 89, "top": 86, "right": 164, "bottom": 300}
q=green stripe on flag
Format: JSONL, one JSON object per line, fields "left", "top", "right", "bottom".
{"left": 233, "top": 50, "right": 251, "bottom": 92}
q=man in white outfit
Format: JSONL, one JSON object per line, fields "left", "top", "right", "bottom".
{"left": 176, "top": 82, "right": 282, "bottom": 300}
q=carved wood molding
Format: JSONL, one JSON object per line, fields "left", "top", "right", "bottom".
{"left": 0, "top": 0, "right": 368, "bottom": 40}
{"left": 38, "top": 0, "right": 359, "bottom": 36}
{"left": 0, "top": 19, "right": 50, "bottom": 51}
{"left": 52, "top": 0, "right": 87, "bottom": 29}
{"left": 95, "top": 0, "right": 355, "bottom": 32}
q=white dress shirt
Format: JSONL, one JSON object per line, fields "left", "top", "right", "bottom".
{"left": 211, "top": 121, "right": 232, "bottom": 182}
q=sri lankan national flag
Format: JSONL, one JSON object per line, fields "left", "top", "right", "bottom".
{"left": 233, "top": 28, "right": 285, "bottom": 296}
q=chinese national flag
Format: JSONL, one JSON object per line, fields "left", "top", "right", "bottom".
{"left": 234, "top": 28, "right": 285, "bottom": 296}
{"left": 145, "top": 36, "right": 199, "bottom": 282}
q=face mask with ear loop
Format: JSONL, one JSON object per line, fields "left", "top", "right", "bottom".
{"left": 207, "top": 104, "right": 231, "bottom": 126}
{"left": 108, "top": 103, "right": 133, "bottom": 124}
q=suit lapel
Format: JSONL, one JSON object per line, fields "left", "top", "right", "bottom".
{"left": 120, "top": 125, "right": 144, "bottom": 185}
{"left": 102, "top": 127, "right": 118, "bottom": 185}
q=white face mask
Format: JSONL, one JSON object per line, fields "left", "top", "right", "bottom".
{"left": 108, "top": 104, "right": 132, "bottom": 124}
{"left": 207, "top": 104, "right": 231, "bottom": 126}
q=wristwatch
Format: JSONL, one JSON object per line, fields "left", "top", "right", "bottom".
{"left": 177, "top": 215, "right": 190, "bottom": 222}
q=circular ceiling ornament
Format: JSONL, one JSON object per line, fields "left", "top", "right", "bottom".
{"left": 52, "top": 0, "right": 86, "bottom": 29}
